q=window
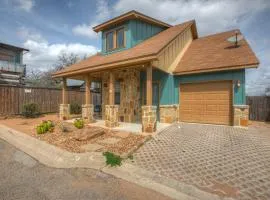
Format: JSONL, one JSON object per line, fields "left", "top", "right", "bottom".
{"left": 106, "top": 31, "right": 114, "bottom": 51}
{"left": 115, "top": 80, "right": 121, "bottom": 105}
{"left": 105, "top": 27, "right": 125, "bottom": 51}
{"left": 116, "top": 28, "right": 124, "bottom": 48}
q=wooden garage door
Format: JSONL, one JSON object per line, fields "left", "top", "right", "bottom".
{"left": 179, "top": 81, "right": 232, "bottom": 125}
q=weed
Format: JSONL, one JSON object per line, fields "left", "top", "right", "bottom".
{"left": 103, "top": 152, "right": 123, "bottom": 167}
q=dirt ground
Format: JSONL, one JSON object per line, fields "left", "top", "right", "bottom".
{"left": 0, "top": 114, "right": 146, "bottom": 155}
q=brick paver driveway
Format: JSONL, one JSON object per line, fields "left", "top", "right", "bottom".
{"left": 133, "top": 123, "right": 270, "bottom": 200}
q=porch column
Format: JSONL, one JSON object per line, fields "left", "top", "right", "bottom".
{"left": 82, "top": 75, "right": 94, "bottom": 122}
{"left": 142, "top": 64, "right": 157, "bottom": 133}
{"left": 146, "top": 65, "right": 152, "bottom": 106}
{"left": 62, "top": 77, "right": 67, "bottom": 104}
{"left": 109, "top": 71, "right": 115, "bottom": 105}
{"left": 105, "top": 71, "right": 119, "bottom": 128}
{"left": 59, "top": 77, "right": 70, "bottom": 120}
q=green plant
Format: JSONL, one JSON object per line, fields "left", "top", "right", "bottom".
{"left": 70, "top": 102, "right": 82, "bottom": 114}
{"left": 22, "top": 103, "right": 40, "bottom": 118}
{"left": 36, "top": 120, "right": 54, "bottom": 134}
{"left": 73, "top": 118, "right": 84, "bottom": 129}
{"left": 103, "top": 152, "right": 123, "bottom": 167}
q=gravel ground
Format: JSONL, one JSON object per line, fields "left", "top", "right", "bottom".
{"left": 0, "top": 139, "right": 171, "bottom": 200}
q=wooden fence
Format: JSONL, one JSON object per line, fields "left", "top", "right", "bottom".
{"left": 0, "top": 85, "right": 85, "bottom": 115}
{"left": 247, "top": 96, "right": 270, "bottom": 121}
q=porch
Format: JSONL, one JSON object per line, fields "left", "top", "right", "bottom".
{"left": 59, "top": 63, "right": 169, "bottom": 133}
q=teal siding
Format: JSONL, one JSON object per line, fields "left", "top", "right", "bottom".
{"left": 140, "top": 69, "right": 176, "bottom": 105}
{"left": 128, "top": 19, "right": 164, "bottom": 47}
{"left": 101, "top": 19, "right": 165, "bottom": 54}
{"left": 140, "top": 69, "right": 246, "bottom": 106}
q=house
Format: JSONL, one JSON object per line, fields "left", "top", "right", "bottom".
{"left": 53, "top": 10, "right": 259, "bottom": 131}
{"left": 0, "top": 43, "right": 29, "bottom": 85}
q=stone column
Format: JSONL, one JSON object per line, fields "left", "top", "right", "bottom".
{"left": 59, "top": 77, "right": 70, "bottom": 120}
{"left": 142, "top": 105, "right": 157, "bottom": 133}
{"left": 233, "top": 105, "right": 249, "bottom": 127}
{"left": 105, "top": 105, "right": 119, "bottom": 127}
{"left": 82, "top": 75, "right": 94, "bottom": 122}
{"left": 160, "top": 104, "right": 179, "bottom": 123}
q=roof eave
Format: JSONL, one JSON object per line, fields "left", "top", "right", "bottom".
{"left": 52, "top": 55, "right": 157, "bottom": 78}
{"left": 173, "top": 63, "right": 259, "bottom": 75}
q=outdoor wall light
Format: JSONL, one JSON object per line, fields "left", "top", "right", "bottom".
{"left": 236, "top": 80, "right": 241, "bottom": 88}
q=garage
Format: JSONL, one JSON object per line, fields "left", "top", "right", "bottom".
{"left": 179, "top": 81, "right": 233, "bottom": 125}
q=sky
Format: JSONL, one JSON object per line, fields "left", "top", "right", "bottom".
{"left": 0, "top": 0, "right": 269, "bottom": 95}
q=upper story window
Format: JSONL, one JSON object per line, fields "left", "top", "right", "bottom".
{"left": 116, "top": 28, "right": 125, "bottom": 48}
{"left": 106, "top": 31, "right": 114, "bottom": 51}
{"left": 105, "top": 27, "right": 125, "bottom": 51}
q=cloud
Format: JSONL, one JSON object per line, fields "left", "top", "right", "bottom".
{"left": 72, "top": 24, "right": 98, "bottom": 39}
{"left": 72, "top": 0, "right": 111, "bottom": 39}
{"left": 16, "top": 27, "right": 45, "bottom": 42}
{"left": 112, "top": 0, "right": 270, "bottom": 35}
{"left": 13, "top": 0, "right": 35, "bottom": 12}
{"left": 21, "top": 29, "right": 98, "bottom": 71}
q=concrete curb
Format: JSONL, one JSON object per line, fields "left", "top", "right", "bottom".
{"left": 0, "top": 124, "right": 233, "bottom": 200}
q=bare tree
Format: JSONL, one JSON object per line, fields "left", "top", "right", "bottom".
{"left": 26, "top": 52, "right": 84, "bottom": 88}
{"left": 55, "top": 52, "right": 80, "bottom": 71}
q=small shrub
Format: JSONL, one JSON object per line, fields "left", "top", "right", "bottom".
{"left": 74, "top": 118, "right": 84, "bottom": 129}
{"left": 70, "top": 102, "right": 82, "bottom": 114}
{"left": 103, "top": 152, "right": 123, "bottom": 167}
{"left": 22, "top": 103, "right": 40, "bottom": 118}
{"left": 36, "top": 120, "right": 54, "bottom": 134}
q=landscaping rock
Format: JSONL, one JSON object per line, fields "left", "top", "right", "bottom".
{"left": 73, "top": 127, "right": 106, "bottom": 141}
{"left": 81, "top": 143, "right": 104, "bottom": 152}
{"left": 113, "top": 131, "right": 130, "bottom": 139}
{"left": 59, "top": 122, "right": 77, "bottom": 133}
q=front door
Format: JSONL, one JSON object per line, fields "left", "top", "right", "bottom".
{"left": 152, "top": 82, "right": 160, "bottom": 121}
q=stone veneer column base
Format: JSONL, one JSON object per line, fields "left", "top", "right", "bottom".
{"left": 160, "top": 104, "right": 179, "bottom": 123}
{"left": 59, "top": 104, "right": 70, "bottom": 120}
{"left": 82, "top": 104, "right": 94, "bottom": 122}
{"left": 105, "top": 105, "right": 119, "bottom": 128}
{"left": 142, "top": 106, "right": 157, "bottom": 133}
{"left": 233, "top": 105, "right": 249, "bottom": 127}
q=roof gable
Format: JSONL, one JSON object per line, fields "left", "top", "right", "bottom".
{"left": 93, "top": 10, "right": 172, "bottom": 33}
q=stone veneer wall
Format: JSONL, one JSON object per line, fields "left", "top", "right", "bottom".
{"left": 233, "top": 105, "right": 249, "bottom": 127}
{"left": 59, "top": 104, "right": 70, "bottom": 120}
{"left": 160, "top": 105, "right": 179, "bottom": 123}
{"left": 142, "top": 106, "right": 157, "bottom": 133}
{"left": 82, "top": 104, "right": 94, "bottom": 122}
{"left": 101, "top": 69, "right": 140, "bottom": 123}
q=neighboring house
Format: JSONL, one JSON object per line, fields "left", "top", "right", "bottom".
{"left": 0, "top": 43, "right": 29, "bottom": 85}
{"left": 53, "top": 10, "right": 259, "bottom": 131}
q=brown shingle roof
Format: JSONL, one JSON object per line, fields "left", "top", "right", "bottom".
{"left": 53, "top": 20, "right": 195, "bottom": 78}
{"left": 173, "top": 30, "right": 259, "bottom": 74}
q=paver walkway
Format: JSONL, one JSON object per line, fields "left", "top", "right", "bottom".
{"left": 132, "top": 123, "right": 270, "bottom": 200}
